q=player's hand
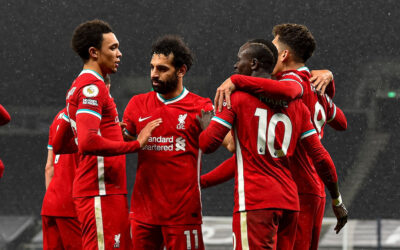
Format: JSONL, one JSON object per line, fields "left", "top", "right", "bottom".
{"left": 332, "top": 202, "right": 348, "bottom": 234}
{"left": 196, "top": 109, "right": 215, "bottom": 130}
{"left": 214, "top": 77, "right": 236, "bottom": 112}
{"left": 137, "top": 118, "right": 162, "bottom": 148}
{"left": 310, "top": 70, "right": 333, "bottom": 95}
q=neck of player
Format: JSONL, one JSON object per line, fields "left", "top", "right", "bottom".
{"left": 83, "top": 61, "right": 107, "bottom": 79}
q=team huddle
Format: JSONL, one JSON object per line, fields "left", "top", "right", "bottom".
{"left": 39, "top": 19, "right": 348, "bottom": 250}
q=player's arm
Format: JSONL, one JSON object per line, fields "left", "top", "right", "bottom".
{"left": 76, "top": 113, "right": 161, "bottom": 156}
{"left": 52, "top": 113, "right": 78, "bottom": 154}
{"left": 201, "top": 155, "right": 236, "bottom": 189}
{"left": 45, "top": 148, "right": 54, "bottom": 189}
{"left": 214, "top": 75, "right": 302, "bottom": 112}
{"left": 0, "top": 104, "right": 11, "bottom": 126}
{"left": 301, "top": 133, "right": 348, "bottom": 234}
{"left": 324, "top": 95, "right": 347, "bottom": 131}
{"left": 0, "top": 158, "right": 5, "bottom": 179}
{"left": 310, "top": 69, "right": 335, "bottom": 98}
{"left": 199, "top": 115, "right": 233, "bottom": 154}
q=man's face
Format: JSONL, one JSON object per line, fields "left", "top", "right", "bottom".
{"left": 271, "top": 35, "right": 284, "bottom": 75}
{"left": 97, "top": 32, "right": 122, "bottom": 75}
{"left": 234, "top": 45, "right": 253, "bottom": 76}
{"left": 150, "top": 53, "right": 179, "bottom": 94}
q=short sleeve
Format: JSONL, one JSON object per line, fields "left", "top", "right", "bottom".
{"left": 76, "top": 81, "right": 108, "bottom": 120}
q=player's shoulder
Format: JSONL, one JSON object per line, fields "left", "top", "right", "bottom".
{"left": 280, "top": 69, "right": 308, "bottom": 85}
{"left": 186, "top": 90, "right": 212, "bottom": 103}
{"left": 73, "top": 70, "right": 107, "bottom": 93}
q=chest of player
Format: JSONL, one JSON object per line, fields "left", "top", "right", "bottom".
{"left": 136, "top": 105, "right": 201, "bottom": 153}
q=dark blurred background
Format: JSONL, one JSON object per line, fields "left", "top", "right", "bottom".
{"left": 0, "top": 0, "right": 399, "bottom": 228}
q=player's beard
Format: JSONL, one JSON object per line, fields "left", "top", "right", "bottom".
{"left": 151, "top": 73, "right": 179, "bottom": 95}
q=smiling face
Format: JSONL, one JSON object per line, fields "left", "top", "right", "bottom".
{"left": 150, "top": 53, "right": 179, "bottom": 94}
{"left": 96, "top": 32, "right": 122, "bottom": 75}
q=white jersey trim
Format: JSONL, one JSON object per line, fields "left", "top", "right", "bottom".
{"left": 94, "top": 196, "right": 105, "bottom": 250}
{"left": 79, "top": 69, "right": 104, "bottom": 82}
{"left": 212, "top": 117, "right": 232, "bottom": 129}
{"left": 235, "top": 128, "right": 246, "bottom": 211}
{"left": 76, "top": 109, "right": 102, "bottom": 120}
{"left": 197, "top": 149, "right": 203, "bottom": 218}
{"left": 300, "top": 129, "right": 317, "bottom": 140}
{"left": 327, "top": 104, "right": 337, "bottom": 123}
{"left": 297, "top": 66, "right": 310, "bottom": 73}
{"left": 97, "top": 130, "right": 106, "bottom": 196}
{"left": 156, "top": 87, "right": 189, "bottom": 105}
{"left": 240, "top": 212, "right": 250, "bottom": 250}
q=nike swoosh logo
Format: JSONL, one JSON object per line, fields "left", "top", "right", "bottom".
{"left": 139, "top": 116, "right": 152, "bottom": 122}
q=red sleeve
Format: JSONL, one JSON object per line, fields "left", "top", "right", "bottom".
{"left": 123, "top": 97, "right": 138, "bottom": 137}
{"left": 199, "top": 106, "right": 235, "bottom": 154}
{"left": 201, "top": 155, "right": 235, "bottom": 188}
{"left": 0, "top": 104, "right": 11, "bottom": 126}
{"left": 52, "top": 114, "right": 78, "bottom": 154}
{"left": 230, "top": 74, "right": 302, "bottom": 101}
{"left": 0, "top": 158, "right": 4, "bottom": 178}
{"left": 301, "top": 134, "right": 338, "bottom": 185}
{"left": 325, "top": 79, "right": 336, "bottom": 99}
{"left": 324, "top": 94, "right": 347, "bottom": 131}
{"left": 76, "top": 113, "right": 140, "bottom": 156}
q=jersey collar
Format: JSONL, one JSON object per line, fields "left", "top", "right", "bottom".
{"left": 297, "top": 66, "right": 310, "bottom": 73}
{"left": 79, "top": 69, "right": 104, "bottom": 82}
{"left": 156, "top": 87, "right": 189, "bottom": 105}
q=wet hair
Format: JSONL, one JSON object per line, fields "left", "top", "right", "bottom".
{"left": 245, "top": 39, "right": 278, "bottom": 74}
{"left": 71, "top": 19, "right": 113, "bottom": 62}
{"left": 151, "top": 35, "right": 193, "bottom": 72}
{"left": 272, "top": 23, "right": 316, "bottom": 63}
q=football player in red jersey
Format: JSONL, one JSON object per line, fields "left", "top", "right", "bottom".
{"left": 65, "top": 20, "right": 161, "bottom": 250}
{"left": 199, "top": 40, "right": 345, "bottom": 249}
{"left": 41, "top": 109, "right": 82, "bottom": 250}
{"left": 212, "top": 24, "right": 348, "bottom": 249}
{"left": 0, "top": 104, "right": 10, "bottom": 178}
{"left": 123, "top": 35, "right": 213, "bottom": 250}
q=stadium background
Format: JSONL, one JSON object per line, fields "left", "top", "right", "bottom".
{"left": 0, "top": 0, "right": 399, "bottom": 248}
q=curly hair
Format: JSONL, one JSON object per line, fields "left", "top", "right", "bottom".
{"left": 272, "top": 23, "right": 316, "bottom": 63}
{"left": 71, "top": 19, "right": 113, "bottom": 62}
{"left": 151, "top": 35, "right": 194, "bottom": 72}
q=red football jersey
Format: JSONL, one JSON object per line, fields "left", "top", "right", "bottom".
{"left": 123, "top": 88, "right": 213, "bottom": 225}
{"left": 41, "top": 109, "right": 78, "bottom": 217}
{"left": 202, "top": 91, "right": 316, "bottom": 212}
{"left": 233, "top": 68, "right": 344, "bottom": 197}
{"left": 277, "top": 67, "right": 340, "bottom": 197}
{"left": 66, "top": 69, "right": 127, "bottom": 198}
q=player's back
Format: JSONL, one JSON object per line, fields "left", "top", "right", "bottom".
{"left": 229, "top": 91, "right": 316, "bottom": 213}
{"left": 66, "top": 69, "right": 127, "bottom": 198}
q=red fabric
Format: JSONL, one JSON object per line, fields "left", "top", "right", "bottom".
{"left": 130, "top": 219, "right": 204, "bottom": 250}
{"left": 41, "top": 109, "right": 78, "bottom": 217}
{"left": 42, "top": 216, "right": 82, "bottom": 250}
{"left": 0, "top": 104, "right": 11, "bottom": 126}
{"left": 66, "top": 70, "right": 131, "bottom": 197}
{"left": 231, "top": 74, "right": 302, "bottom": 101}
{"left": 328, "top": 105, "right": 347, "bottom": 130}
{"left": 294, "top": 194, "right": 326, "bottom": 250}
{"left": 232, "top": 209, "right": 298, "bottom": 250}
{"left": 0, "top": 159, "right": 4, "bottom": 178}
{"left": 200, "top": 91, "right": 317, "bottom": 212}
{"left": 326, "top": 79, "right": 336, "bottom": 99}
{"left": 201, "top": 155, "right": 235, "bottom": 188}
{"left": 74, "top": 195, "right": 132, "bottom": 250}
{"left": 52, "top": 116, "right": 78, "bottom": 154}
{"left": 123, "top": 89, "right": 213, "bottom": 226}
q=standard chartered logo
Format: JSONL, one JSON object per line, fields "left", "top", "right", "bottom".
{"left": 175, "top": 137, "right": 186, "bottom": 151}
{"left": 142, "top": 136, "right": 186, "bottom": 151}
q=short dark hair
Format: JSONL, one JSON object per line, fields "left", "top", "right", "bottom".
{"left": 272, "top": 23, "right": 316, "bottom": 63}
{"left": 246, "top": 39, "right": 278, "bottom": 74}
{"left": 151, "top": 35, "right": 194, "bottom": 72}
{"left": 71, "top": 19, "right": 113, "bottom": 62}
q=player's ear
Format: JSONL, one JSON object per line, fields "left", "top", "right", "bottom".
{"left": 177, "top": 65, "right": 187, "bottom": 78}
{"left": 89, "top": 47, "right": 99, "bottom": 60}
{"left": 251, "top": 58, "right": 258, "bottom": 70}
{"left": 281, "top": 49, "right": 289, "bottom": 62}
